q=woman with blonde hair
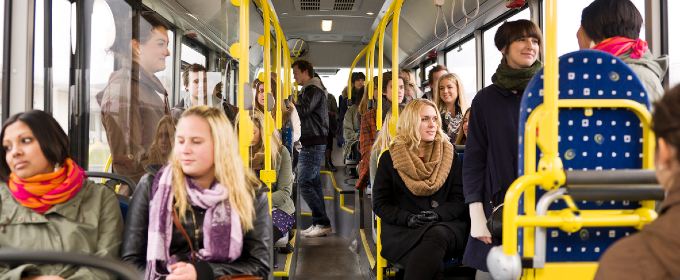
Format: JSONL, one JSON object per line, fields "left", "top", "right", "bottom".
{"left": 245, "top": 111, "right": 296, "bottom": 252}
{"left": 122, "top": 106, "right": 271, "bottom": 279}
{"left": 373, "top": 99, "right": 469, "bottom": 279}
{"left": 434, "top": 73, "right": 467, "bottom": 142}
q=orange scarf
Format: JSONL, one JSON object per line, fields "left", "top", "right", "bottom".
{"left": 8, "top": 158, "right": 86, "bottom": 214}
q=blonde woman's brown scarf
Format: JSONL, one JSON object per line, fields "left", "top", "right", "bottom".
{"left": 389, "top": 136, "right": 454, "bottom": 196}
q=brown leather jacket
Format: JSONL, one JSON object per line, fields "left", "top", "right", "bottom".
{"left": 595, "top": 181, "right": 680, "bottom": 280}
{"left": 96, "top": 63, "right": 170, "bottom": 183}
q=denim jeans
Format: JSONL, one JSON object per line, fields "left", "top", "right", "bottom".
{"left": 297, "top": 144, "right": 331, "bottom": 226}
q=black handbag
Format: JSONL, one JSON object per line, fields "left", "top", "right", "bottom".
{"left": 486, "top": 203, "right": 503, "bottom": 242}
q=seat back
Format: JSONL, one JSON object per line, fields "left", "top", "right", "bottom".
{"left": 518, "top": 50, "right": 651, "bottom": 262}
{"left": 86, "top": 171, "right": 136, "bottom": 221}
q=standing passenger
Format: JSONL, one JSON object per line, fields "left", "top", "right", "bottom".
{"left": 373, "top": 99, "right": 469, "bottom": 279}
{"left": 121, "top": 106, "right": 271, "bottom": 279}
{"left": 291, "top": 60, "right": 332, "bottom": 237}
{"left": 435, "top": 73, "right": 467, "bottom": 142}
{"left": 462, "top": 19, "right": 543, "bottom": 275}
{"left": 595, "top": 85, "right": 680, "bottom": 280}
{"left": 97, "top": 14, "right": 171, "bottom": 183}
{"left": 0, "top": 110, "right": 123, "bottom": 279}
{"left": 577, "top": 0, "right": 667, "bottom": 103}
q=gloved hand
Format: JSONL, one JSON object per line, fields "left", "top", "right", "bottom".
{"left": 407, "top": 214, "right": 427, "bottom": 228}
{"left": 419, "top": 210, "right": 440, "bottom": 222}
{"left": 469, "top": 202, "right": 492, "bottom": 244}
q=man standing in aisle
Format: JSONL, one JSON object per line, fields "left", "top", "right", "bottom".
{"left": 292, "top": 59, "right": 332, "bottom": 237}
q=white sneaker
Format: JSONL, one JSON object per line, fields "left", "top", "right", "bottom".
{"left": 301, "top": 225, "right": 317, "bottom": 235}
{"left": 275, "top": 233, "right": 289, "bottom": 247}
{"left": 305, "top": 225, "right": 332, "bottom": 238}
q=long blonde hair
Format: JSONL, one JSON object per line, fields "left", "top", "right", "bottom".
{"left": 171, "top": 106, "right": 261, "bottom": 231}
{"left": 248, "top": 111, "right": 282, "bottom": 168}
{"left": 393, "top": 99, "right": 448, "bottom": 151}
{"left": 371, "top": 114, "right": 393, "bottom": 155}
{"left": 434, "top": 73, "right": 466, "bottom": 116}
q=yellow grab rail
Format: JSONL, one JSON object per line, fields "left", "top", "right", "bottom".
{"left": 230, "top": 0, "right": 252, "bottom": 167}
{"left": 389, "top": 1, "right": 402, "bottom": 137}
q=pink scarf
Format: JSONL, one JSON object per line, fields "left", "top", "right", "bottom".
{"left": 593, "top": 36, "right": 648, "bottom": 59}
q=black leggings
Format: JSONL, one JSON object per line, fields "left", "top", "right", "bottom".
{"left": 402, "top": 225, "right": 458, "bottom": 280}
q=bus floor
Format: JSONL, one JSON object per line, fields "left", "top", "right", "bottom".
{"left": 293, "top": 145, "right": 366, "bottom": 280}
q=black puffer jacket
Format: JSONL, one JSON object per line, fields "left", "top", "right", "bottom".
{"left": 121, "top": 171, "right": 272, "bottom": 279}
{"left": 295, "top": 77, "right": 329, "bottom": 146}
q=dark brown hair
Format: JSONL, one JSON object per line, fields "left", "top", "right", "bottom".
{"left": 428, "top": 65, "right": 448, "bottom": 86}
{"left": 581, "top": 0, "right": 642, "bottom": 43}
{"left": 292, "top": 59, "right": 315, "bottom": 78}
{"left": 494, "top": 19, "right": 542, "bottom": 52}
{"left": 0, "top": 110, "right": 70, "bottom": 181}
{"left": 182, "top": 63, "right": 207, "bottom": 88}
{"left": 382, "top": 71, "right": 405, "bottom": 95}
{"left": 652, "top": 85, "right": 680, "bottom": 163}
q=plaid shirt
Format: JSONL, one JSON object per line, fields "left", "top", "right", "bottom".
{"left": 356, "top": 108, "right": 378, "bottom": 189}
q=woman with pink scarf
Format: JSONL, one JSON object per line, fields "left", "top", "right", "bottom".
{"left": 577, "top": 0, "right": 668, "bottom": 103}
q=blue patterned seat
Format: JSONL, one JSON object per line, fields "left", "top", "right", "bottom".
{"left": 517, "top": 50, "right": 651, "bottom": 262}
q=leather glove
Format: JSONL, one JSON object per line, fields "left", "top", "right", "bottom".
{"left": 407, "top": 214, "right": 427, "bottom": 228}
{"left": 469, "top": 202, "right": 492, "bottom": 244}
{"left": 419, "top": 210, "right": 440, "bottom": 222}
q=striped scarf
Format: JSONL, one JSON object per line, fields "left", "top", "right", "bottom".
{"left": 8, "top": 158, "right": 85, "bottom": 214}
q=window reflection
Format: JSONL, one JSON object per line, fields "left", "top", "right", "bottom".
{"left": 90, "top": 4, "right": 173, "bottom": 181}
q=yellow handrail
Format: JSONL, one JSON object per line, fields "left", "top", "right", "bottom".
{"left": 376, "top": 14, "right": 390, "bottom": 132}
{"left": 389, "top": 1, "right": 403, "bottom": 137}
{"left": 230, "top": 0, "right": 252, "bottom": 167}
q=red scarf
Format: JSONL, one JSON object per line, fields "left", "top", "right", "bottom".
{"left": 593, "top": 36, "right": 648, "bottom": 59}
{"left": 8, "top": 158, "right": 86, "bottom": 214}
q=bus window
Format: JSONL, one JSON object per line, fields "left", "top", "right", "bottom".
{"left": 181, "top": 43, "right": 206, "bottom": 67}
{"left": 0, "top": 0, "right": 4, "bottom": 117}
{"left": 33, "top": 0, "right": 45, "bottom": 110}
{"left": 445, "top": 38, "right": 477, "bottom": 106}
{"left": 88, "top": 0, "right": 120, "bottom": 172}
{"left": 669, "top": 0, "right": 679, "bottom": 86}
{"left": 543, "top": 0, "right": 645, "bottom": 57}
{"left": 32, "top": 0, "right": 71, "bottom": 132}
{"left": 156, "top": 30, "right": 175, "bottom": 94}
{"left": 482, "top": 8, "right": 530, "bottom": 87}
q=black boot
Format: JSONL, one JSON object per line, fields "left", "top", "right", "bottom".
{"left": 326, "top": 157, "right": 337, "bottom": 172}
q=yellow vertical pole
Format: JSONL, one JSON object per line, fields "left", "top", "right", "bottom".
{"left": 390, "top": 0, "right": 403, "bottom": 137}
{"left": 260, "top": 0, "right": 275, "bottom": 212}
{"left": 230, "top": 0, "right": 252, "bottom": 167}
{"left": 376, "top": 15, "right": 389, "bottom": 132}
{"left": 275, "top": 27, "right": 283, "bottom": 129}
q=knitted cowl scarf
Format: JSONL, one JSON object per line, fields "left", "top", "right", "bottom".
{"left": 491, "top": 58, "right": 543, "bottom": 92}
{"left": 389, "top": 135, "right": 454, "bottom": 196}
